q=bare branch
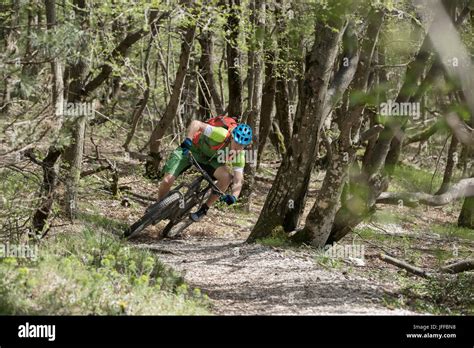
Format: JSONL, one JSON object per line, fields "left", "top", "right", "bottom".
{"left": 378, "top": 254, "right": 431, "bottom": 278}
{"left": 404, "top": 119, "right": 444, "bottom": 145}
{"left": 441, "top": 259, "right": 474, "bottom": 274}
{"left": 445, "top": 113, "right": 474, "bottom": 149}
{"left": 376, "top": 178, "right": 474, "bottom": 206}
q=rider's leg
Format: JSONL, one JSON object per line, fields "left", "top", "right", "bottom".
{"left": 157, "top": 173, "right": 176, "bottom": 201}
{"left": 159, "top": 147, "right": 192, "bottom": 200}
{"left": 190, "top": 166, "right": 232, "bottom": 222}
{"left": 205, "top": 166, "right": 232, "bottom": 206}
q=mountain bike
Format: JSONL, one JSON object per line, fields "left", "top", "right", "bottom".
{"left": 122, "top": 152, "right": 225, "bottom": 239}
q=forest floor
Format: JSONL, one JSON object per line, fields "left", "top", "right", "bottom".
{"left": 20, "top": 129, "right": 467, "bottom": 315}
{"left": 131, "top": 232, "right": 415, "bottom": 315}
{"left": 80, "top": 151, "right": 472, "bottom": 315}
{"left": 2, "top": 139, "right": 472, "bottom": 315}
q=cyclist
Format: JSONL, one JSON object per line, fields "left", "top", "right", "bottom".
{"left": 157, "top": 119, "right": 252, "bottom": 222}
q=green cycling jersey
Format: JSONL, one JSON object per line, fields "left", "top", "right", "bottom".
{"left": 194, "top": 125, "right": 245, "bottom": 170}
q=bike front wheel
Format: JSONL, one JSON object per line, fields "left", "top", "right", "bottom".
{"left": 123, "top": 192, "right": 181, "bottom": 239}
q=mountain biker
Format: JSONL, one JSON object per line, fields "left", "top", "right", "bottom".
{"left": 157, "top": 118, "right": 253, "bottom": 222}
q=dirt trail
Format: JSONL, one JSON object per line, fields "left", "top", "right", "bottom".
{"left": 119, "top": 168, "right": 418, "bottom": 315}
{"left": 134, "top": 229, "right": 416, "bottom": 315}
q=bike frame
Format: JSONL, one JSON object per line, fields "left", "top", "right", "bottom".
{"left": 123, "top": 151, "right": 231, "bottom": 239}
{"left": 159, "top": 152, "right": 225, "bottom": 224}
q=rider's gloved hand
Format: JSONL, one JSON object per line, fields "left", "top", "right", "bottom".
{"left": 180, "top": 137, "right": 193, "bottom": 155}
{"left": 220, "top": 194, "right": 237, "bottom": 206}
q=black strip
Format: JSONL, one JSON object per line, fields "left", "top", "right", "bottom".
{"left": 0, "top": 315, "right": 471, "bottom": 346}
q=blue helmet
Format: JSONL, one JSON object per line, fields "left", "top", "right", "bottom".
{"left": 232, "top": 123, "right": 253, "bottom": 145}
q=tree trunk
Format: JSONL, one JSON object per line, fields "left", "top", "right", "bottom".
{"left": 458, "top": 116, "right": 474, "bottom": 228}
{"left": 241, "top": 0, "right": 265, "bottom": 203}
{"left": 122, "top": 9, "right": 163, "bottom": 145}
{"left": 274, "top": 78, "right": 291, "bottom": 151}
{"left": 384, "top": 61, "right": 445, "bottom": 176}
{"left": 268, "top": 120, "right": 285, "bottom": 157}
{"left": 147, "top": 24, "right": 197, "bottom": 176}
{"left": 247, "top": 6, "right": 346, "bottom": 242}
{"left": 63, "top": 115, "right": 87, "bottom": 220}
{"left": 1, "top": 0, "right": 20, "bottom": 114}
{"left": 293, "top": 7, "right": 385, "bottom": 247}
{"left": 197, "top": 30, "right": 223, "bottom": 118}
{"left": 245, "top": 1, "right": 255, "bottom": 123}
{"left": 21, "top": 1, "right": 38, "bottom": 78}
{"left": 123, "top": 33, "right": 154, "bottom": 151}
{"left": 327, "top": 2, "right": 459, "bottom": 243}
{"left": 362, "top": 46, "right": 387, "bottom": 168}
{"left": 31, "top": 0, "right": 64, "bottom": 234}
{"left": 322, "top": 20, "right": 360, "bottom": 123}
{"left": 225, "top": 0, "right": 242, "bottom": 119}
{"left": 458, "top": 196, "right": 474, "bottom": 229}
{"left": 197, "top": 39, "right": 213, "bottom": 118}
{"left": 257, "top": 50, "right": 276, "bottom": 169}
{"left": 378, "top": 0, "right": 464, "bottom": 178}
{"left": 31, "top": 149, "right": 62, "bottom": 234}
{"left": 182, "top": 52, "right": 197, "bottom": 126}
{"left": 436, "top": 134, "right": 459, "bottom": 194}
{"left": 273, "top": 0, "right": 291, "bottom": 148}
{"left": 62, "top": 0, "right": 88, "bottom": 221}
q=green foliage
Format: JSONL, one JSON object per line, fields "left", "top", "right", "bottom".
{"left": 77, "top": 211, "right": 129, "bottom": 233}
{"left": 390, "top": 164, "right": 443, "bottom": 193}
{"left": 314, "top": 250, "right": 345, "bottom": 269}
{"left": 0, "top": 168, "right": 40, "bottom": 243}
{"left": 256, "top": 226, "right": 290, "bottom": 247}
{"left": 431, "top": 224, "right": 474, "bottom": 242}
{"left": 370, "top": 209, "right": 416, "bottom": 224}
{"left": 0, "top": 228, "right": 209, "bottom": 315}
{"left": 393, "top": 273, "right": 474, "bottom": 315}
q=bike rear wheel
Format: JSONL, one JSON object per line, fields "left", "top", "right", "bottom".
{"left": 123, "top": 192, "right": 181, "bottom": 239}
